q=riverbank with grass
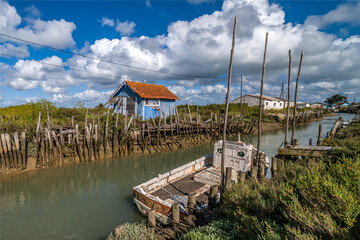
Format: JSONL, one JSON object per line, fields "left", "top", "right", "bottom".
{"left": 0, "top": 100, "right": 329, "bottom": 177}
{"left": 108, "top": 118, "right": 359, "bottom": 240}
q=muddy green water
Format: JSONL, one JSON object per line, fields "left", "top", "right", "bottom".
{"left": 0, "top": 113, "right": 354, "bottom": 240}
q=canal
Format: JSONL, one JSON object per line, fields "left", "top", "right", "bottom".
{"left": 0, "top": 113, "right": 354, "bottom": 240}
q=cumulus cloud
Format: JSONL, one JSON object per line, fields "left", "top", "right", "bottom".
{"left": 100, "top": 17, "right": 115, "bottom": 27}
{"left": 305, "top": 2, "right": 360, "bottom": 29}
{"left": 115, "top": 20, "right": 136, "bottom": 36}
{"left": 0, "top": 0, "right": 76, "bottom": 49}
{"left": 50, "top": 89, "right": 114, "bottom": 107}
{"left": 4, "top": 56, "right": 79, "bottom": 93}
{"left": 0, "top": 43, "right": 29, "bottom": 58}
{"left": 3, "top": 0, "right": 360, "bottom": 106}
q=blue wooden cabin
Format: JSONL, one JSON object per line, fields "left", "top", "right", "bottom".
{"left": 105, "top": 81, "right": 179, "bottom": 120}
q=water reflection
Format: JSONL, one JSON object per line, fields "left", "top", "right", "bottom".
{"left": 0, "top": 113, "right": 354, "bottom": 240}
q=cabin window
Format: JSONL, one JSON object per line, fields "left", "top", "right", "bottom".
{"left": 266, "top": 102, "right": 269, "bottom": 105}
{"left": 280, "top": 103, "right": 282, "bottom": 106}
{"left": 217, "top": 148, "right": 222, "bottom": 153}
{"left": 237, "top": 151, "right": 245, "bottom": 157}
{"left": 274, "top": 103, "right": 276, "bottom": 106}
{"left": 145, "top": 99, "right": 160, "bottom": 106}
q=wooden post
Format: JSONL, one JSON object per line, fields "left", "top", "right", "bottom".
{"left": 104, "top": 109, "right": 109, "bottom": 156}
{"left": 5, "top": 133, "right": 16, "bottom": 169}
{"left": 250, "top": 166, "right": 258, "bottom": 181}
{"left": 14, "top": 132, "right": 22, "bottom": 169}
{"left": 285, "top": 50, "right": 292, "bottom": 146}
{"left": 0, "top": 138, "right": 8, "bottom": 169}
{"left": 51, "top": 130, "right": 63, "bottom": 166}
{"left": 148, "top": 209, "right": 156, "bottom": 228}
{"left": 75, "top": 124, "right": 83, "bottom": 162}
{"left": 291, "top": 51, "right": 304, "bottom": 144}
{"left": 317, "top": 124, "right": 322, "bottom": 146}
{"left": 188, "top": 194, "right": 197, "bottom": 214}
{"left": 187, "top": 102, "right": 192, "bottom": 123}
{"left": 294, "top": 139, "right": 299, "bottom": 145}
{"left": 225, "top": 167, "right": 233, "bottom": 189}
{"left": 256, "top": 32, "right": 269, "bottom": 167}
{"left": 271, "top": 157, "right": 278, "bottom": 178}
{"left": 46, "top": 103, "right": 51, "bottom": 129}
{"left": 239, "top": 172, "right": 246, "bottom": 183}
{"left": 94, "top": 124, "right": 99, "bottom": 161}
{"left": 1, "top": 134, "right": 10, "bottom": 169}
{"left": 221, "top": 17, "right": 237, "bottom": 189}
{"left": 309, "top": 138, "right": 313, "bottom": 146}
{"left": 172, "top": 202, "right": 180, "bottom": 224}
{"left": 209, "top": 185, "right": 218, "bottom": 209}
{"left": 258, "top": 153, "right": 265, "bottom": 181}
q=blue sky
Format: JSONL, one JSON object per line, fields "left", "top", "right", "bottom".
{"left": 1, "top": 0, "right": 359, "bottom": 107}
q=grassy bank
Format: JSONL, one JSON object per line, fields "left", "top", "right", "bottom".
{"left": 108, "top": 122, "right": 359, "bottom": 240}
{"left": 182, "top": 122, "right": 360, "bottom": 240}
{"left": 0, "top": 100, "right": 326, "bottom": 135}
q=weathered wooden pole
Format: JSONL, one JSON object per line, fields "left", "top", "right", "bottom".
{"left": 225, "top": 167, "right": 233, "bottom": 189}
{"left": 148, "top": 209, "right": 156, "bottom": 228}
{"left": 104, "top": 109, "right": 109, "bottom": 156}
{"left": 291, "top": 51, "right": 304, "bottom": 144}
{"left": 208, "top": 185, "right": 218, "bottom": 209}
{"left": 317, "top": 124, "right": 322, "bottom": 146}
{"left": 239, "top": 172, "right": 246, "bottom": 183}
{"left": 46, "top": 103, "right": 51, "bottom": 129}
{"left": 256, "top": 32, "right": 269, "bottom": 166}
{"left": 171, "top": 202, "right": 180, "bottom": 224}
{"left": 221, "top": 16, "right": 237, "bottom": 189}
{"left": 309, "top": 138, "right": 312, "bottom": 146}
{"left": 285, "top": 50, "right": 292, "bottom": 146}
{"left": 271, "top": 157, "right": 278, "bottom": 178}
{"left": 188, "top": 194, "right": 197, "bottom": 214}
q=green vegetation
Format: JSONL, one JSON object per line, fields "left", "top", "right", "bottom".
{"left": 325, "top": 94, "right": 347, "bottom": 104}
{"left": 0, "top": 100, "right": 108, "bottom": 134}
{"left": 182, "top": 122, "right": 360, "bottom": 240}
{"left": 106, "top": 222, "right": 157, "bottom": 240}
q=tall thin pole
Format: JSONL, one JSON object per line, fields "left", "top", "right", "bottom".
{"left": 221, "top": 16, "right": 237, "bottom": 188}
{"left": 256, "top": 32, "right": 269, "bottom": 165}
{"left": 285, "top": 50, "right": 292, "bottom": 146}
{"left": 240, "top": 73, "right": 243, "bottom": 113}
{"left": 291, "top": 51, "right": 304, "bottom": 143}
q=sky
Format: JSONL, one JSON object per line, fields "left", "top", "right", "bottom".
{"left": 0, "top": 0, "right": 359, "bottom": 107}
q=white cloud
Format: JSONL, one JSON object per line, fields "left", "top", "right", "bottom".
{"left": 3, "top": 0, "right": 360, "bottom": 105}
{"left": 145, "top": 0, "right": 151, "bottom": 8}
{"left": 4, "top": 56, "right": 79, "bottom": 93}
{"left": 0, "top": 0, "right": 76, "bottom": 49}
{"left": 305, "top": 2, "right": 360, "bottom": 29}
{"left": 187, "top": 0, "right": 215, "bottom": 5}
{"left": 115, "top": 20, "right": 136, "bottom": 36}
{"left": 100, "top": 17, "right": 115, "bottom": 27}
{"left": 0, "top": 43, "right": 29, "bottom": 58}
{"left": 50, "top": 89, "right": 114, "bottom": 107}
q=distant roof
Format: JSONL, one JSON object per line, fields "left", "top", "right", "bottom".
{"left": 110, "top": 81, "right": 179, "bottom": 100}
{"left": 245, "top": 94, "right": 289, "bottom": 102}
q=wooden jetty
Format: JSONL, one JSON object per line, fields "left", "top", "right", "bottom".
{"left": 278, "top": 145, "right": 335, "bottom": 157}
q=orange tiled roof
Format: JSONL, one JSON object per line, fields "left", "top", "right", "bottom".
{"left": 125, "top": 81, "right": 179, "bottom": 100}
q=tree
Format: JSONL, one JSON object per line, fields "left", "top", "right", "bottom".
{"left": 325, "top": 94, "right": 347, "bottom": 104}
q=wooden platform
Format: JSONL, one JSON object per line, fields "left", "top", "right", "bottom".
{"left": 151, "top": 171, "right": 213, "bottom": 206}
{"left": 278, "top": 145, "right": 334, "bottom": 157}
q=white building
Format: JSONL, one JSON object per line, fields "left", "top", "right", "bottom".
{"left": 232, "top": 94, "right": 294, "bottom": 110}
{"left": 297, "top": 102, "right": 311, "bottom": 108}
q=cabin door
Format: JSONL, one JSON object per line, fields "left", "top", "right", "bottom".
{"left": 126, "top": 97, "right": 136, "bottom": 116}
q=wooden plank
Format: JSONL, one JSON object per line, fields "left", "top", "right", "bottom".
{"left": 14, "top": 132, "right": 23, "bottom": 169}
{"left": 278, "top": 147, "right": 333, "bottom": 157}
